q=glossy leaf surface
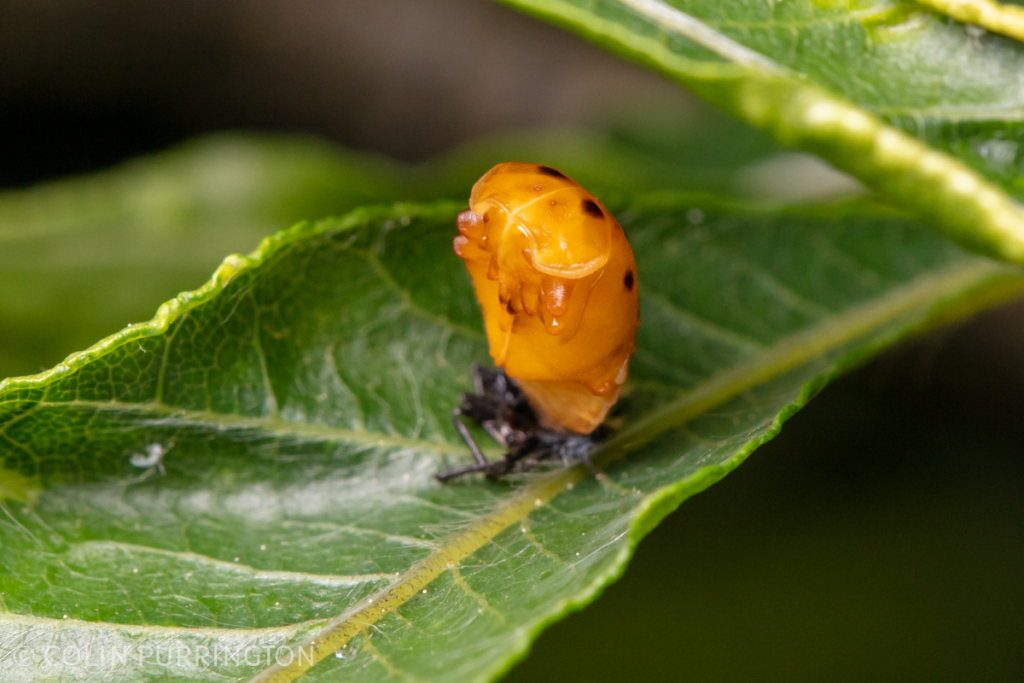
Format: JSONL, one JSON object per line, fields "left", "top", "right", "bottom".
{"left": 1, "top": 192, "right": 1019, "bottom": 682}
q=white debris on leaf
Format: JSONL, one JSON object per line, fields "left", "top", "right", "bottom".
{"left": 129, "top": 442, "right": 170, "bottom": 476}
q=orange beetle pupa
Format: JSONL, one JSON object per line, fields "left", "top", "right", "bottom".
{"left": 454, "top": 162, "right": 640, "bottom": 434}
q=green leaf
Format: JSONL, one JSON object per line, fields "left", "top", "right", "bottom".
{"left": 493, "top": 0, "right": 1024, "bottom": 265}
{"left": 1, "top": 192, "right": 1019, "bottom": 681}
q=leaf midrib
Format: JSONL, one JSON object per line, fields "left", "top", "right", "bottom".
{"left": 702, "top": 5, "right": 899, "bottom": 30}
{"left": 248, "top": 257, "right": 1019, "bottom": 683}
{"left": 602, "top": 260, "right": 1017, "bottom": 460}
{"left": 617, "top": 0, "right": 783, "bottom": 69}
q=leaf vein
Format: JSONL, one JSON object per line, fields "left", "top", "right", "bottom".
{"left": 704, "top": 242, "right": 835, "bottom": 319}
{"left": 641, "top": 290, "right": 767, "bottom": 352}
{"left": 29, "top": 399, "right": 466, "bottom": 456}
{"left": 65, "top": 541, "right": 396, "bottom": 587}
{"left": 356, "top": 248, "right": 485, "bottom": 342}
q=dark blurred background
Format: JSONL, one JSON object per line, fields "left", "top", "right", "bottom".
{"left": 0, "top": 0, "right": 692, "bottom": 186}
{"left": 1, "top": 1, "right": 1022, "bottom": 681}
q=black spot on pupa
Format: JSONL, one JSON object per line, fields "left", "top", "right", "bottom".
{"left": 624, "top": 270, "right": 634, "bottom": 291}
{"left": 537, "top": 165, "right": 567, "bottom": 179}
{"left": 582, "top": 199, "right": 603, "bottom": 219}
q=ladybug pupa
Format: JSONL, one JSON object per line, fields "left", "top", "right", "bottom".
{"left": 436, "top": 162, "right": 640, "bottom": 481}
